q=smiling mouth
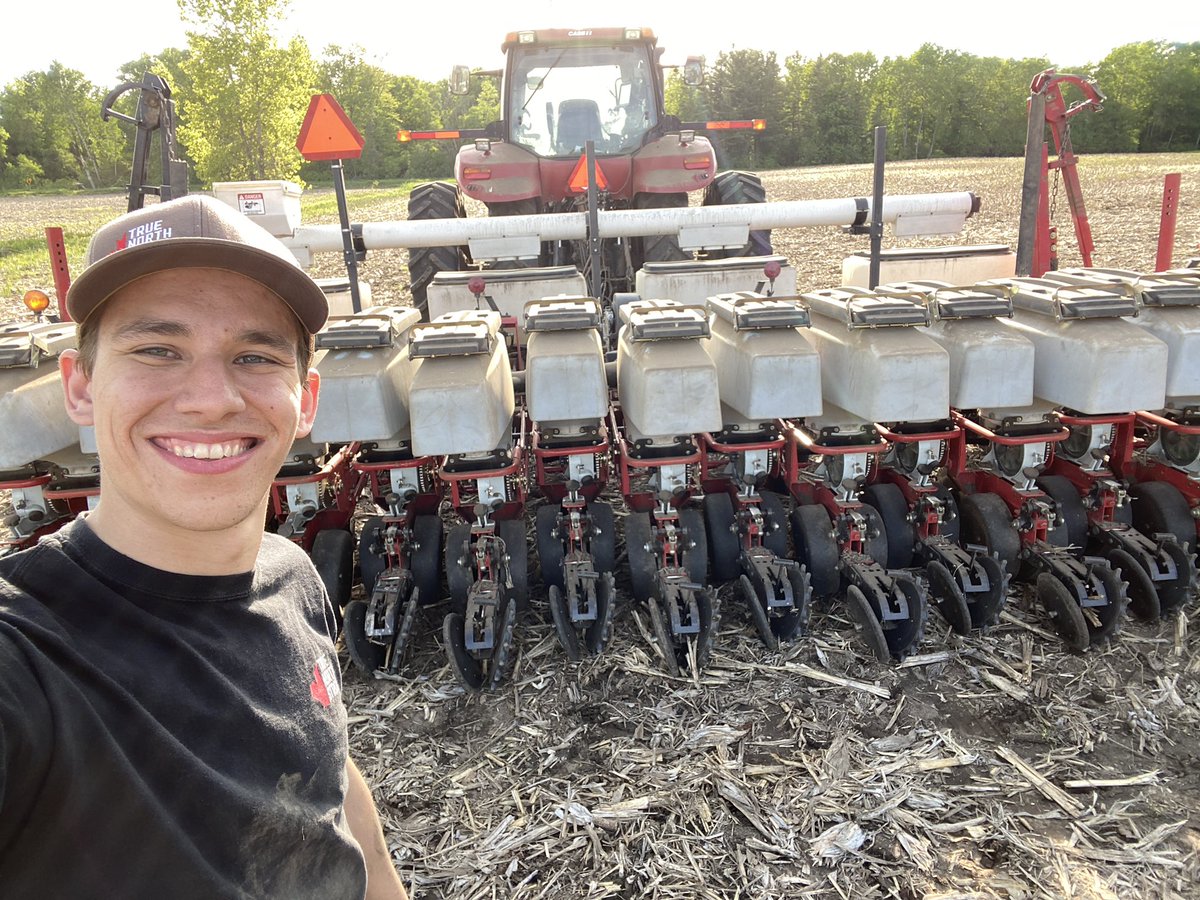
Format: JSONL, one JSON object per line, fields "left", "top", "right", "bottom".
{"left": 155, "top": 438, "right": 258, "bottom": 460}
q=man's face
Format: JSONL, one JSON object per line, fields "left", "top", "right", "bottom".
{"left": 60, "top": 267, "right": 320, "bottom": 540}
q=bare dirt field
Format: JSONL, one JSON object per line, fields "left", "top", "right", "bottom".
{"left": 5, "top": 154, "right": 1200, "bottom": 898}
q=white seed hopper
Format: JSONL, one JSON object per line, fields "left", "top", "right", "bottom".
{"left": 984, "top": 277, "right": 1169, "bottom": 415}
{"left": 308, "top": 306, "right": 421, "bottom": 444}
{"left": 0, "top": 321, "right": 81, "bottom": 471}
{"left": 616, "top": 300, "right": 722, "bottom": 444}
{"left": 842, "top": 245, "right": 1015, "bottom": 288}
{"left": 426, "top": 266, "right": 587, "bottom": 330}
{"left": 877, "top": 280, "right": 1035, "bottom": 411}
{"left": 523, "top": 296, "right": 608, "bottom": 437}
{"left": 704, "top": 292, "right": 821, "bottom": 426}
{"left": 406, "top": 310, "right": 515, "bottom": 457}
{"left": 1046, "top": 268, "right": 1200, "bottom": 407}
{"left": 801, "top": 287, "right": 950, "bottom": 424}
{"left": 635, "top": 255, "right": 797, "bottom": 306}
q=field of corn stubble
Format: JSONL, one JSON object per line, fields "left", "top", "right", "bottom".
{"left": 3, "top": 154, "right": 1200, "bottom": 899}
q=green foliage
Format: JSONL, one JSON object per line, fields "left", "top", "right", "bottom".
{"left": 663, "top": 70, "right": 707, "bottom": 121}
{"left": 390, "top": 71, "right": 501, "bottom": 180}
{"left": 0, "top": 154, "right": 44, "bottom": 189}
{"left": 0, "top": 63, "right": 129, "bottom": 189}
{"left": 177, "top": 0, "right": 316, "bottom": 183}
{"left": 305, "top": 45, "right": 403, "bottom": 183}
{"left": 1080, "top": 41, "right": 1200, "bottom": 152}
{"left": 390, "top": 75, "right": 447, "bottom": 179}
{"left": 1, "top": 37, "right": 1198, "bottom": 194}
{"left": 703, "top": 49, "right": 784, "bottom": 168}
{"left": 784, "top": 52, "right": 878, "bottom": 165}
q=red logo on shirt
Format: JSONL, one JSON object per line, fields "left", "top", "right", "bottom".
{"left": 310, "top": 654, "right": 341, "bottom": 708}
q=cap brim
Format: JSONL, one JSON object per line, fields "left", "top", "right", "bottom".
{"left": 66, "top": 238, "right": 328, "bottom": 334}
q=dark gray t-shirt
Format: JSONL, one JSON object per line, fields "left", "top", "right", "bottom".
{"left": 0, "top": 518, "right": 367, "bottom": 899}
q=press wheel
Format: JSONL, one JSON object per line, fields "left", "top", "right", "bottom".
{"left": 926, "top": 558, "right": 971, "bottom": 635}
{"left": 1036, "top": 573, "right": 1089, "bottom": 653}
{"left": 1107, "top": 547, "right": 1159, "bottom": 621}
{"left": 584, "top": 571, "right": 616, "bottom": 655}
{"left": 487, "top": 596, "right": 519, "bottom": 691}
{"left": 646, "top": 595, "right": 679, "bottom": 675}
{"left": 844, "top": 584, "right": 889, "bottom": 663}
{"left": 391, "top": 589, "right": 421, "bottom": 669}
{"left": 344, "top": 599, "right": 384, "bottom": 674}
{"left": 443, "top": 611, "right": 485, "bottom": 691}
{"left": 740, "top": 573, "right": 778, "bottom": 651}
{"left": 548, "top": 584, "right": 581, "bottom": 661}
{"left": 445, "top": 524, "right": 473, "bottom": 613}
{"left": 1087, "top": 561, "right": 1127, "bottom": 646}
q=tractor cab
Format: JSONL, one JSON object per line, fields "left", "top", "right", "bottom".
{"left": 503, "top": 29, "right": 663, "bottom": 158}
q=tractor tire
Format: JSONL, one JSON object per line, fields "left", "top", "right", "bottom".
{"left": 632, "top": 192, "right": 690, "bottom": 270}
{"left": 407, "top": 181, "right": 468, "bottom": 319}
{"left": 700, "top": 171, "right": 772, "bottom": 259}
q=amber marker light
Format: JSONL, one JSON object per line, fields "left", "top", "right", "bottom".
{"left": 23, "top": 289, "right": 51, "bottom": 315}
{"left": 398, "top": 130, "right": 463, "bottom": 142}
{"left": 705, "top": 120, "right": 768, "bottom": 131}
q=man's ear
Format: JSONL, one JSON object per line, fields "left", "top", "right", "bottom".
{"left": 295, "top": 368, "right": 320, "bottom": 438}
{"left": 59, "top": 350, "right": 95, "bottom": 427}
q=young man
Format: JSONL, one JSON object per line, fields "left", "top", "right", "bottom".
{"left": 0, "top": 195, "right": 408, "bottom": 899}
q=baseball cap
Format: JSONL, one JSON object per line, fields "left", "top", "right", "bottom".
{"left": 66, "top": 194, "right": 328, "bottom": 333}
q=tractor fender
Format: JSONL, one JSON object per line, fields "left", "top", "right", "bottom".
{"left": 456, "top": 142, "right": 542, "bottom": 204}
{"left": 631, "top": 134, "right": 716, "bottom": 195}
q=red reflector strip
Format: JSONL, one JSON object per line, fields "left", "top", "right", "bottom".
{"left": 462, "top": 167, "right": 491, "bottom": 181}
{"left": 397, "top": 130, "right": 462, "bottom": 142}
{"left": 683, "top": 154, "right": 711, "bottom": 170}
{"left": 705, "top": 119, "right": 767, "bottom": 131}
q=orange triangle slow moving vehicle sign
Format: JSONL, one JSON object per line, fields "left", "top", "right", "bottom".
{"left": 567, "top": 154, "right": 608, "bottom": 193}
{"left": 296, "top": 94, "right": 365, "bottom": 161}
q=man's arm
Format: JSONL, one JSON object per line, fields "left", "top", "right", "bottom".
{"left": 344, "top": 758, "right": 409, "bottom": 900}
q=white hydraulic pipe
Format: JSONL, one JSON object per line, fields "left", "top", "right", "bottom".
{"left": 283, "top": 192, "right": 980, "bottom": 253}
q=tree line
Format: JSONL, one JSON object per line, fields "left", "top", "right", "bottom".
{"left": 1, "top": 0, "right": 1196, "bottom": 193}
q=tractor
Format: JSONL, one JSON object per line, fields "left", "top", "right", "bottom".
{"left": 398, "top": 27, "right": 771, "bottom": 313}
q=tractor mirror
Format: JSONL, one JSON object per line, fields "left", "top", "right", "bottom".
{"left": 449, "top": 65, "right": 471, "bottom": 96}
{"left": 684, "top": 56, "right": 705, "bottom": 86}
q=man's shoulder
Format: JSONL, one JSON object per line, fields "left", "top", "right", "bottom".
{"left": 0, "top": 533, "right": 65, "bottom": 604}
{"left": 257, "top": 530, "right": 319, "bottom": 572}
{"left": 254, "top": 532, "right": 324, "bottom": 603}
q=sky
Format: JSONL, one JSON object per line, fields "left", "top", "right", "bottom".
{"left": 3, "top": 0, "right": 1196, "bottom": 90}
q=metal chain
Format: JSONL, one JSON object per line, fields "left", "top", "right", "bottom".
{"left": 1049, "top": 123, "right": 1068, "bottom": 223}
